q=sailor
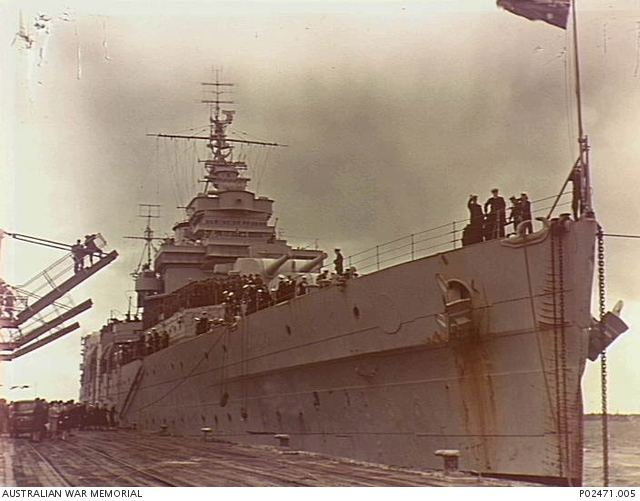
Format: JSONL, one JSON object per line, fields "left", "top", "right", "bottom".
{"left": 465, "top": 195, "right": 484, "bottom": 245}
{"left": 152, "top": 329, "right": 160, "bottom": 352}
{"left": 196, "top": 311, "right": 210, "bottom": 335}
{"left": 137, "top": 332, "right": 146, "bottom": 358}
{"left": 271, "top": 275, "right": 281, "bottom": 303}
{"left": 297, "top": 276, "right": 308, "bottom": 296}
{"left": 519, "top": 193, "right": 532, "bottom": 234}
{"left": 71, "top": 239, "right": 85, "bottom": 273}
{"left": 467, "top": 195, "right": 483, "bottom": 227}
{"left": 33, "top": 398, "right": 48, "bottom": 442}
{"left": 97, "top": 404, "right": 109, "bottom": 431}
{"left": 484, "top": 188, "right": 506, "bottom": 239}
{"left": 334, "top": 248, "right": 344, "bottom": 275}
{"left": 317, "top": 269, "right": 330, "bottom": 287}
{"left": 47, "top": 401, "right": 59, "bottom": 440}
{"left": 0, "top": 399, "right": 8, "bottom": 437}
{"left": 508, "top": 196, "right": 522, "bottom": 234}
{"left": 108, "top": 405, "right": 118, "bottom": 429}
{"left": 84, "top": 234, "right": 101, "bottom": 266}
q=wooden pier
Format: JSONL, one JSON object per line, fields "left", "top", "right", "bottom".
{"left": 0, "top": 431, "right": 538, "bottom": 487}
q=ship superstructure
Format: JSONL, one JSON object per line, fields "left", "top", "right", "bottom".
{"left": 140, "top": 81, "right": 325, "bottom": 300}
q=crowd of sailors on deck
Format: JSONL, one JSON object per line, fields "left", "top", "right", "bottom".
{"left": 143, "top": 263, "right": 358, "bottom": 330}
{"left": 118, "top": 329, "right": 170, "bottom": 365}
{"left": 71, "top": 234, "right": 107, "bottom": 273}
{"left": 0, "top": 398, "right": 118, "bottom": 441}
{"left": 463, "top": 189, "right": 532, "bottom": 246}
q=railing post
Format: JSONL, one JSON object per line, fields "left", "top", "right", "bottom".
{"left": 411, "top": 234, "right": 415, "bottom": 261}
{"left": 376, "top": 246, "right": 380, "bottom": 271}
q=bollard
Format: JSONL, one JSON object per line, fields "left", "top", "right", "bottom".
{"left": 434, "top": 449, "right": 460, "bottom": 474}
{"left": 159, "top": 424, "right": 168, "bottom": 435}
{"left": 201, "top": 427, "right": 212, "bottom": 442}
{"left": 274, "top": 434, "right": 290, "bottom": 449}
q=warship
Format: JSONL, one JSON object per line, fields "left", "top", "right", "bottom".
{"left": 78, "top": 4, "right": 630, "bottom": 487}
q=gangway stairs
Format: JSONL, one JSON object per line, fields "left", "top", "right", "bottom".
{"left": 15, "top": 250, "right": 117, "bottom": 325}
{"left": 0, "top": 232, "right": 118, "bottom": 361}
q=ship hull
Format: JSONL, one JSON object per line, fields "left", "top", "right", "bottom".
{"left": 91, "top": 217, "right": 596, "bottom": 485}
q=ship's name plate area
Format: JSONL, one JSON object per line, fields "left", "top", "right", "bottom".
{"left": 1, "top": 490, "right": 142, "bottom": 499}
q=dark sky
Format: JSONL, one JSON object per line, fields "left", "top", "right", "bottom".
{"left": 1, "top": 0, "right": 639, "bottom": 412}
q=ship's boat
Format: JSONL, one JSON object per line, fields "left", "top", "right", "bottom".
{"left": 79, "top": 6, "right": 630, "bottom": 486}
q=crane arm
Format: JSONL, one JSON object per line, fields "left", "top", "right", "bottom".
{"left": 3, "top": 231, "right": 73, "bottom": 252}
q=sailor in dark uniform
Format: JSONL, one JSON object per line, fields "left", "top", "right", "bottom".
{"left": 334, "top": 248, "right": 344, "bottom": 275}
{"left": 71, "top": 239, "right": 85, "bottom": 273}
{"left": 509, "top": 196, "right": 522, "bottom": 234}
{"left": 195, "top": 311, "right": 210, "bottom": 335}
{"left": 297, "top": 277, "right": 308, "bottom": 296}
{"left": 465, "top": 195, "right": 484, "bottom": 244}
{"left": 83, "top": 234, "right": 101, "bottom": 265}
{"left": 484, "top": 188, "right": 506, "bottom": 239}
{"left": 520, "top": 192, "right": 532, "bottom": 234}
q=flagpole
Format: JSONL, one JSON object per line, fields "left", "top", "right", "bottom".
{"left": 571, "top": 0, "right": 584, "bottom": 140}
{"left": 571, "top": 0, "right": 592, "bottom": 215}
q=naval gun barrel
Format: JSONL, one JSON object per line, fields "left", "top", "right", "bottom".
{"left": 298, "top": 253, "right": 327, "bottom": 272}
{"left": 265, "top": 254, "right": 290, "bottom": 278}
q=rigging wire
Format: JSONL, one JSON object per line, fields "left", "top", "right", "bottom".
{"left": 602, "top": 233, "right": 640, "bottom": 239}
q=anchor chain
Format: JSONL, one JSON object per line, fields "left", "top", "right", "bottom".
{"left": 597, "top": 227, "right": 609, "bottom": 486}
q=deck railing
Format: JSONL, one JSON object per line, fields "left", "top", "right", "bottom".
{"left": 347, "top": 192, "right": 573, "bottom": 275}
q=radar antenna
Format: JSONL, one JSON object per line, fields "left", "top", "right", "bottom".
{"left": 147, "top": 73, "right": 286, "bottom": 194}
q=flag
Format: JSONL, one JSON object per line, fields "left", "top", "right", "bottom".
{"left": 497, "top": 0, "right": 570, "bottom": 29}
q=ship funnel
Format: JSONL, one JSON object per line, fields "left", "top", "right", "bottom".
{"left": 587, "top": 302, "right": 629, "bottom": 361}
{"left": 265, "top": 254, "right": 290, "bottom": 278}
{"left": 298, "top": 253, "right": 327, "bottom": 273}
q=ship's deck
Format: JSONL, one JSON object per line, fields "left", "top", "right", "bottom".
{"left": 0, "top": 430, "right": 540, "bottom": 487}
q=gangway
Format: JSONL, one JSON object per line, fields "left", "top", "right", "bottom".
{"left": 15, "top": 251, "right": 117, "bottom": 324}
{"left": 0, "top": 230, "right": 118, "bottom": 361}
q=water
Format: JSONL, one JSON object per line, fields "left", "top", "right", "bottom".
{"left": 584, "top": 415, "right": 640, "bottom": 486}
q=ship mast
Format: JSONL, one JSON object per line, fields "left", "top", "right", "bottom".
{"left": 200, "top": 79, "right": 238, "bottom": 193}
{"left": 147, "top": 76, "right": 286, "bottom": 195}
{"left": 125, "top": 203, "right": 162, "bottom": 277}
